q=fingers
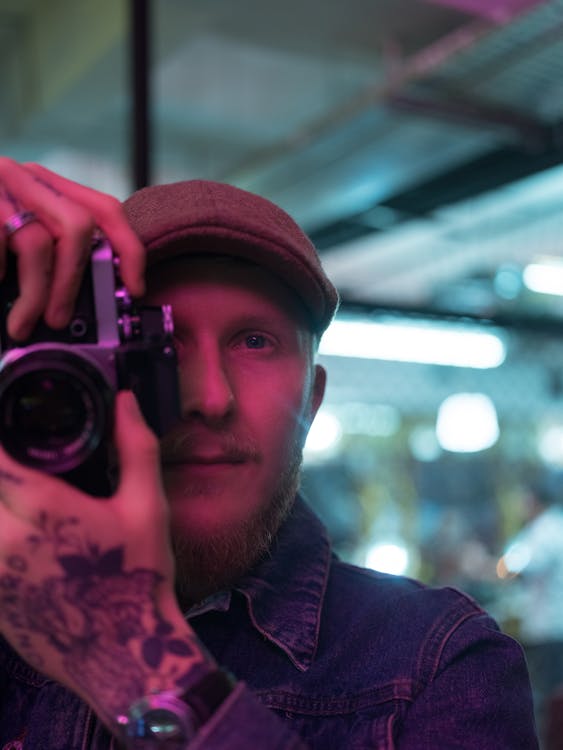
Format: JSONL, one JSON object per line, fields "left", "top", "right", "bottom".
{"left": 0, "top": 159, "right": 96, "bottom": 334}
{"left": 42, "top": 218, "right": 93, "bottom": 330}
{"left": 0, "top": 184, "right": 54, "bottom": 339}
{"left": 114, "top": 391, "right": 164, "bottom": 501}
{"left": 24, "top": 163, "right": 146, "bottom": 297}
{"left": 0, "top": 158, "right": 146, "bottom": 339}
{"left": 4, "top": 223, "right": 54, "bottom": 340}
{"left": 112, "top": 391, "right": 174, "bottom": 577}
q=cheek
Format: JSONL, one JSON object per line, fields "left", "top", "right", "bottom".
{"left": 239, "top": 369, "right": 313, "bottom": 454}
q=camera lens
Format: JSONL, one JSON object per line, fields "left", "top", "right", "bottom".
{"left": 0, "top": 347, "right": 113, "bottom": 474}
{"left": 11, "top": 372, "right": 89, "bottom": 445}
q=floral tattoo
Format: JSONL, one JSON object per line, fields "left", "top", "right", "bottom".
{"left": 0, "top": 512, "right": 208, "bottom": 718}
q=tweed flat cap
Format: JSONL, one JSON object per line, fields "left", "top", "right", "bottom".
{"left": 122, "top": 180, "right": 339, "bottom": 335}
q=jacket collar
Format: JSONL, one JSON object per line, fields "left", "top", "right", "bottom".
{"left": 187, "top": 496, "right": 332, "bottom": 672}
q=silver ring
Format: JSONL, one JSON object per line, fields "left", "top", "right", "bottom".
{"left": 3, "top": 210, "right": 38, "bottom": 237}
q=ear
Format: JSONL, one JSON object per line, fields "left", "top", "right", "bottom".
{"left": 310, "top": 364, "right": 326, "bottom": 421}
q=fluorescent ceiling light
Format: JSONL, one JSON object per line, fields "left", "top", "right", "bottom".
{"left": 319, "top": 318, "right": 506, "bottom": 369}
{"left": 523, "top": 258, "right": 563, "bottom": 296}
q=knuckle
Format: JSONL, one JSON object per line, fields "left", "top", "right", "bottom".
{"left": 60, "top": 205, "right": 96, "bottom": 244}
{"left": 0, "top": 156, "right": 17, "bottom": 177}
{"left": 98, "top": 194, "right": 124, "bottom": 222}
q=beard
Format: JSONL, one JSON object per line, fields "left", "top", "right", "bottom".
{"left": 170, "top": 440, "right": 303, "bottom": 609}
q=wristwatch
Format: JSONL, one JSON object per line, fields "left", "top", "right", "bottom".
{"left": 119, "top": 669, "right": 235, "bottom": 748}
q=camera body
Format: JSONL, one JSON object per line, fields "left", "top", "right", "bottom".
{"left": 0, "top": 236, "right": 180, "bottom": 496}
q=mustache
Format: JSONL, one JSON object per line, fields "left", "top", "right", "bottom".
{"left": 160, "top": 428, "right": 261, "bottom": 462}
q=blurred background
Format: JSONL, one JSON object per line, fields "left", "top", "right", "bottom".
{"left": 2, "top": 0, "right": 563, "bottom": 744}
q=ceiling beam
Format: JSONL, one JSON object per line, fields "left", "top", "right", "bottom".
{"left": 310, "top": 123, "right": 563, "bottom": 250}
{"left": 385, "top": 90, "right": 552, "bottom": 150}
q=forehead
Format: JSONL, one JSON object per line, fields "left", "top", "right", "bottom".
{"left": 145, "top": 255, "right": 313, "bottom": 330}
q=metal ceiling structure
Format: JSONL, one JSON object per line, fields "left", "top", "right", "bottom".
{"left": 2, "top": 0, "right": 563, "bottom": 323}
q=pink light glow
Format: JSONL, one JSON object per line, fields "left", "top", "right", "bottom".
{"left": 422, "top": 0, "right": 546, "bottom": 22}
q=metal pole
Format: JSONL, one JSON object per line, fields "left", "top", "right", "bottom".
{"left": 131, "top": 0, "right": 151, "bottom": 189}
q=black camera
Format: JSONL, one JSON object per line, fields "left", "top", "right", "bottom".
{"left": 0, "top": 236, "right": 180, "bottom": 496}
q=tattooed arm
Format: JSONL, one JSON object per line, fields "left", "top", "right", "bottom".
{"left": 0, "top": 391, "right": 217, "bottom": 735}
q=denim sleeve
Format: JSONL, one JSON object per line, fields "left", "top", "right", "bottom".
{"left": 189, "top": 682, "right": 310, "bottom": 749}
{"left": 395, "top": 610, "right": 539, "bottom": 749}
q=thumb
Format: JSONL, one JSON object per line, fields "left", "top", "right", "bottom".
{"left": 113, "top": 390, "right": 163, "bottom": 500}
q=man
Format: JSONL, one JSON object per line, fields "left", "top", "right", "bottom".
{"left": 0, "top": 159, "right": 538, "bottom": 748}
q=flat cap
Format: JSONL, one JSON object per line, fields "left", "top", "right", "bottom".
{"left": 123, "top": 179, "right": 339, "bottom": 335}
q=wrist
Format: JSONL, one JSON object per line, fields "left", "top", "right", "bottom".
{"left": 117, "top": 668, "right": 235, "bottom": 748}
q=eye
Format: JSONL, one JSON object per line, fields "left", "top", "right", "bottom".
{"left": 231, "top": 328, "right": 279, "bottom": 354}
{"left": 244, "top": 333, "right": 269, "bottom": 349}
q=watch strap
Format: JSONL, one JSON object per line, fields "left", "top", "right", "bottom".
{"left": 179, "top": 667, "right": 235, "bottom": 727}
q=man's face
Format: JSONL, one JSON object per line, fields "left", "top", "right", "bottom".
{"left": 144, "top": 256, "right": 326, "bottom": 603}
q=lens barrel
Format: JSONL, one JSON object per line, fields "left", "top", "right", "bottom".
{"left": 0, "top": 347, "right": 113, "bottom": 475}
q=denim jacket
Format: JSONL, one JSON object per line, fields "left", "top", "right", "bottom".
{"left": 0, "top": 497, "right": 538, "bottom": 749}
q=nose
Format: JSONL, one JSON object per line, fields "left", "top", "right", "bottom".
{"left": 178, "top": 343, "right": 235, "bottom": 423}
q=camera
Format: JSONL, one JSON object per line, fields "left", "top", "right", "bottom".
{"left": 0, "top": 235, "right": 180, "bottom": 496}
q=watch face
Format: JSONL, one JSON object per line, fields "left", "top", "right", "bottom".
{"left": 144, "top": 707, "right": 195, "bottom": 741}
{"left": 121, "top": 670, "right": 234, "bottom": 746}
{"left": 124, "top": 694, "right": 196, "bottom": 747}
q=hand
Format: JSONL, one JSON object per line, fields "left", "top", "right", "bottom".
{"left": 0, "top": 158, "right": 146, "bottom": 341}
{"left": 0, "top": 391, "right": 214, "bottom": 729}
